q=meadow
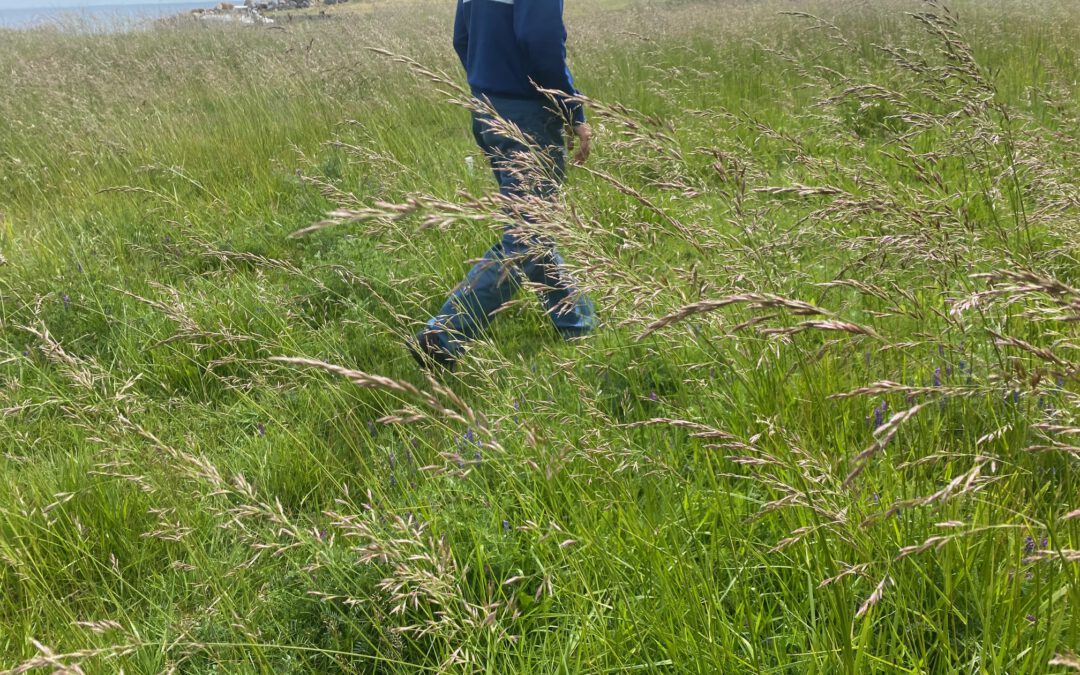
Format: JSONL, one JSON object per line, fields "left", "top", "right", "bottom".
{"left": 2, "top": 0, "right": 1080, "bottom": 671}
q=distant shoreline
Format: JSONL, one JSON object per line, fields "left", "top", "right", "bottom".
{"left": 0, "top": 2, "right": 219, "bottom": 31}
{"left": 0, "top": 1, "right": 348, "bottom": 32}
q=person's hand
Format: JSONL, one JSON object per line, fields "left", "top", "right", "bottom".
{"left": 568, "top": 123, "right": 592, "bottom": 166}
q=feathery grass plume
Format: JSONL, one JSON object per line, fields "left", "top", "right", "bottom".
{"left": 854, "top": 575, "right": 891, "bottom": 620}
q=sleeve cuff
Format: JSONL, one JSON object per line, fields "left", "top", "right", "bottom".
{"left": 568, "top": 101, "right": 586, "bottom": 126}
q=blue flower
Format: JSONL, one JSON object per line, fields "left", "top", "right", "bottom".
{"left": 874, "top": 401, "right": 888, "bottom": 428}
{"left": 502, "top": 520, "right": 511, "bottom": 533}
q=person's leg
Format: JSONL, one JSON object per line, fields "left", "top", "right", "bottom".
{"left": 513, "top": 233, "right": 597, "bottom": 338}
{"left": 415, "top": 98, "right": 595, "bottom": 365}
{"left": 420, "top": 233, "right": 524, "bottom": 356}
{"left": 500, "top": 102, "right": 597, "bottom": 338}
{"left": 415, "top": 106, "right": 527, "bottom": 360}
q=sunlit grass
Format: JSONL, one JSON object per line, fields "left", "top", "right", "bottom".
{"left": 2, "top": 0, "right": 1080, "bottom": 672}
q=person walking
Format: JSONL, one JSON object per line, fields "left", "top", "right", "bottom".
{"left": 410, "top": 0, "right": 597, "bottom": 370}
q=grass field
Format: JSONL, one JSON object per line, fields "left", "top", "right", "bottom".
{"left": 2, "top": 0, "right": 1080, "bottom": 671}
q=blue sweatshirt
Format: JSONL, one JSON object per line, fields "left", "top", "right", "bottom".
{"left": 453, "top": 0, "right": 585, "bottom": 125}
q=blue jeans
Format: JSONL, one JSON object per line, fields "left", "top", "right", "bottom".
{"left": 422, "top": 96, "right": 596, "bottom": 355}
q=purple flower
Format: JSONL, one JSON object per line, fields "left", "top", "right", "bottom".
{"left": 874, "top": 401, "right": 887, "bottom": 428}
{"left": 256, "top": 422, "right": 266, "bottom": 437}
{"left": 502, "top": 520, "right": 511, "bottom": 533}
{"left": 462, "top": 428, "right": 480, "bottom": 449}
{"left": 62, "top": 294, "right": 71, "bottom": 311}
{"left": 933, "top": 367, "right": 941, "bottom": 387}
{"left": 474, "top": 449, "right": 482, "bottom": 463}
{"left": 648, "top": 391, "right": 658, "bottom": 402}
{"left": 1024, "top": 536, "right": 1035, "bottom": 553}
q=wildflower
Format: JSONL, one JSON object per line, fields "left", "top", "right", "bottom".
{"left": 474, "top": 449, "right": 482, "bottom": 463}
{"left": 874, "top": 401, "right": 887, "bottom": 428}
{"left": 256, "top": 422, "right": 266, "bottom": 437}
{"left": 62, "top": 294, "right": 71, "bottom": 310}
{"left": 502, "top": 520, "right": 511, "bottom": 533}
{"left": 933, "top": 367, "right": 941, "bottom": 387}
{"left": 648, "top": 391, "right": 658, "bottom": 402}
{"left": 1024, "top": 536, "right": 1035, "bottom": 554}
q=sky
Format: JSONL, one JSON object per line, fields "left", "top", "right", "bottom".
{"left": 0, "top": 0, "right": 206, "bottom": 8}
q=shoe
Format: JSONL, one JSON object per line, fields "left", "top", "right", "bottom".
{"left": 408, "top": 331, "right": 457, "bottom": 371}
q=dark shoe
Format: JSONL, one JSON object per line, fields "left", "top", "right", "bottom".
{"left": 408, "top": 332, "right": 457, "bottom": 371}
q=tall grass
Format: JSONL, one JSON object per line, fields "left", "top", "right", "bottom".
{"left": 2, "top": 0, "right": 1080, "bottom": 672}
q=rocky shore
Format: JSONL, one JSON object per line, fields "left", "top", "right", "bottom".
{"left": 190, "top": 0, "right": 350, "bottom": 25}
